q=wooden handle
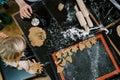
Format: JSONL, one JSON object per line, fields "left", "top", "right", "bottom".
{"left": 76, "top": 0, "right": 89, "bottom": 17}
{"left": 74, "top": 5, "right": 89, "bottom": 32}
{"left": 86, "top": 16, "right": 93, "bottom": 27}
{"left": 76, "top": 0, "right": 93, "bottom": 27}
{"left": 83, "top": 26, "right": 89, "bottom": 32}
{"left": 74, "top": 5, "right": 79, "bottom": 12}
{"left": 76, "top": 11, "right": 87, "bottom": 26}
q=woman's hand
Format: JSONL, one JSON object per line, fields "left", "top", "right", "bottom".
{"left": 19, "top": 3, "right": 32, "bottom": 19}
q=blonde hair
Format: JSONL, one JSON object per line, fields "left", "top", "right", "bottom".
{"left": 0, "top": 35, "right": 26, "bottom": 66}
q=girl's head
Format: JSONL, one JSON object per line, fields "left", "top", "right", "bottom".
{"left": 0, "top": 35, "right": 26, "bottom": 65}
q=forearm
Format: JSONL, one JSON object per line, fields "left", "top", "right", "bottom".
{"left": 18, "top": 60, "right": 38, "bottom": 74}
{"left": 18, "top": 60, "right": 43, "bottom": 74}
{"left": 15, "top": 0, "right": 26, "bottom": 8}
{"left": 15, "top": 0, "right": 32, "bottom": 19}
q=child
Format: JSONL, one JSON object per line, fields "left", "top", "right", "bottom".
{"left": 0, "top": 32, "right": 43, "bottom": 74}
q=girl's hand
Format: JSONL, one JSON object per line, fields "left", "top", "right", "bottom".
{"left": 28, "top": 59, "right": 43, "bottom": 74}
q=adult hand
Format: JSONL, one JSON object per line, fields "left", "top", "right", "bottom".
{"left": 19, "top": 3, "right": 32, "bottom": 19}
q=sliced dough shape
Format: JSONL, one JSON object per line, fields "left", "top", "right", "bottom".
{"left": 55, "top": 59, "right": 61, "bottom": 65}
{"left": 68, "top": 50, "right": 73, "bottom": 56}
{"left": 79, "top": 43, "right": 85, "bottom": 51}
{"left": 85, "top": 41, "right": 92, "bottom": 48}
{"left": 91, "top": 38, "right": 96, "bottom": 45}
{"left": 56, "top": 52, "right": 62, "bottom": 58}
{"left": 71, "top": 45, "right": 78, "bottom": 53}
{"left": 57, "top": 66, "right": 64, "bottom": 73}
{"left": 66, "top": 56, "right": 72, "bottom": 63}
{"left": 59, "top": 59, "right": 66, "bottom": 67}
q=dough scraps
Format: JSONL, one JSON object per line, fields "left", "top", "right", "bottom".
{"left": 58, "top": 3, "right": 64, "bottom": 11}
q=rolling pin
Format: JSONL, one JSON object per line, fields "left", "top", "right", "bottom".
{"left": 76, "top": 0, "right": 93, "bottom": 27}
{"left": 74, "top": 5, "right": 89, "bottom": 32}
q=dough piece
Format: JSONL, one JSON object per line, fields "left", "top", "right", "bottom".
{"left": 63, "top": 48, "right": 72, "bottom": 57}
{"left": 67, "top": 50, "right": 73, "bottom": 56}
{"left": 62, "top": 51, "right": 67, "bottom": 58}
{"left": 66, "top": 56, "right": 72, "bottom": 63}
{"left": 28, "top": 27, "right": 46, "bottom": 47}
{"left": 57, "top": 65, "right": 64, "bottom": 73}
{"left": 71, "top": 45, "right": 78, "bottom": 53}
{"left": 56, "top": 52, "right": 62, "bottom": 58}
{"left": 79, "top": 43, "right": 85, "bottom": 51}
{"left": 55, "top": 59, "right": 62, "bottom": 65}
{"left": 85, "top": 41, "right": 92, "bottom": 48}
{"left": 58, "top": 3, "right": 64, "bottom": 11}
{"left": 116, "top": 25, "right": 120, "bottom": 37}
{"left": 91, "top": 38, "right": 96, "bottom": 45}
{"left": 59, "top": 59, "right": 66, "bottom": 67}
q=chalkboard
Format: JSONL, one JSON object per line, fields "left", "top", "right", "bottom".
{"left": 52, "top": 33, "right": 120, "bottom": 80}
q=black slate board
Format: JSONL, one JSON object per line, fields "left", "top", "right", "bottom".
{"left": 12, "top": 0, "right": 120, "bottom": 80}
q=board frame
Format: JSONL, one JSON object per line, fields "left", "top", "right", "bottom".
{"left": 52, "top": 33, "right": 120, "bottom": 80}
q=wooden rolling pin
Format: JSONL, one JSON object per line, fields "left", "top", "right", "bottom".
{"left": 74, "top": 5, "right": 89, "bottom": 32}
{"left": 76, "top": 0, "right": 93, "bottom": 27}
